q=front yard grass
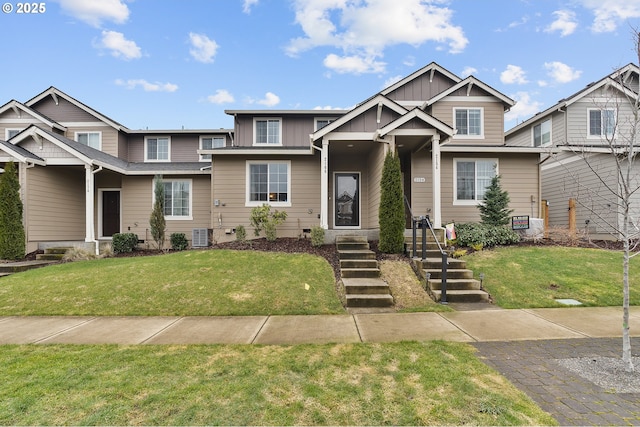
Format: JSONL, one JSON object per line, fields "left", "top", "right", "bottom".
{"left": 0, "top": 249, "right": 343, "bottom": 316}
{"left": 464, "top": 245, "right": 640, "bottom": 308}
{"left": 0, "top": 342, "right": 556, "bottom": 426}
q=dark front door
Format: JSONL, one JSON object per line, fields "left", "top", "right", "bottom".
{"left": 335, "top": 173, "right": 359, "bottom": 227}
{"left": 102, "top": 190, "right": 120, "bottom": 237}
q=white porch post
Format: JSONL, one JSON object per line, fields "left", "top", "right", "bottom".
{"left": 85, "top": 164, "right": 95, "bottom": 243}
{"left": 431, "top": 136, "right": 442, "bottom": 228}
{"left": 320, "top": 140, "right": 329, "bottom": 229}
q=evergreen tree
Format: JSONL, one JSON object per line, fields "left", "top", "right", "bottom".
{"left": 0, "top": 161, "right": 25, "bottom": 260}
{"left": 478, "top": 174, "right": 513, "bottom": 226}
{"left": 378, "top": 150, "right": 405, "bottom": 253}
{"left": 149, "top": 175, "right": 166, "bottom": 250}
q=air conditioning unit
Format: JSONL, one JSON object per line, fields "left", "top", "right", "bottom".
{"left": 192, "top": 228, "right": 209, "bottom": 247}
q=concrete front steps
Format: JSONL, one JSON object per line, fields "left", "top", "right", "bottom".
{"left": 0, "top": 260, "right": 55, "bottom": 277}
{"left": 405, "top": 231, "right": 490, "bottom": 304}
{"left": 337, "top": 236, "right": 393, "bottom": 308}
{"left": 36, "top": 247, "right": 70, "bottom": 261}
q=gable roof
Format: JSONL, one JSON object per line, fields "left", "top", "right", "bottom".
{"left": 25, "top": 87, "right": 129, "bottom": 132}
{"left": 376, "top": 107, "right": 454, "bottom": 138}
{"left": 0, "top": 100, "right": 66, "bottom": 133}
{"left": 0, "top": 138, "right": 45, "bottom": 164}
{"left": 423, "top": 76, "right": 515, "bottom": 109}
{"left": 380, "top": 62, "right": 462, "bottom": 96}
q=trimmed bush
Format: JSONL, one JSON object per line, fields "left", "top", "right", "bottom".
{"left": 454, "top": 223, "right": 520, "bottom": 249}
{"left": 235, "top": 225, "right": 247, "bottom": 242}
{"left": 112, "top": 233, "right": 139, "bottom": 253}
{"left": 378, "top": 151, "right": 405, "bottom": 253}
{"left": 170, "top": 233, "right": 189, "bottom": 251}
{"left": 250, "top": 204, "right": 287, "bottom": 242}
{"left": 310, "top": 226, "right": 325, "bottom": 247}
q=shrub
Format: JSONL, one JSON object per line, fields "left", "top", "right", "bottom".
{"left": 235, "top": 225, "right": 247, "bottom": 242}
{"left": 310, "top": 226, "right": 325, "bottom": 247}
{"left": 112, "top": 233, "right": 139, "bottom": 253}
{"left": 378, "top": 151, "right": 405, "bottom": 253}
{"left": 170, "top": 233, "right": 189, "bottom": 251}
{"left": 478, "top": 175, "right": 513, "bottom": 227}
{"left": 0, "top": 161, "right": 25, "bottom": 260}
{"left": 250, "top": 204, "right": 287, "bottom": 242}
{"left": 149, "top": 175, "right": 166, "bottom": 250}
{"left": 454, "top": 223, "right": 520, "bottom": 249}
{"left": 62, "top": 247, "right": 96, "bottom": 262}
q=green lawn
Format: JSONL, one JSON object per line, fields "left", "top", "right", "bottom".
{"left": 464, "top": 245, "right": 640, "bottom": 308}
{"left": 0, "top": 342, "right": 555, "bottom": 426}
{"left": 0, "top": 250, "right": 344, "bottom": 316}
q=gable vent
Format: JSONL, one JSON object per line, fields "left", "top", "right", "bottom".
{"left": 192, "top": 228, "right": 209, "bottom": 247}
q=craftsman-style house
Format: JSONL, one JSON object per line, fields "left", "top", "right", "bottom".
{"left": 0, "top": 63, "right": 545, "bottom": 253}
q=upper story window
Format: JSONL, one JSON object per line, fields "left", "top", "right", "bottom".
{"left": 588, "top": 108, "right": 615, "bottom": 138}
{"left": 145, "top": 136, "right": 170, "bottom": 162}
{"left": 254, "top": 118, "right": 281, "bottom": 145}
{"left": 315, "top": 118, "right": 336, "bottom": 131}
{"left": 75, "top": 131, "right": 101, "bottom": 150}
{"left": 533, "top": 119, "right": 551, "bottom": 147}
{"left": 200, "top": 136, "right": 225, "bottom": 161}
{"left": 5, "top": 129, "right": 21, "bottom": 140}
{"left": 454, "top": 158, "right": 497, "bottom": 204}
{"left": 454, "top": 108, "right": 483, "bottom": 138}
{"left": 246, "top": 160, "right": 291, "bottom": 207}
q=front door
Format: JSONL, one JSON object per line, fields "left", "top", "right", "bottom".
{"left": 101, "top": 190, "right": 120, "bottom": 237}
{"left": 335, "top": 173, "right": 360, "bottom": 227}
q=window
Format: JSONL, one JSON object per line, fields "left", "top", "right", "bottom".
{"left": 5, "top": 129, "right": 21, "bottom": 140}
{"left": 75, "top": 131, "right": 101, "bottom": 150}
{"left": 533, "top": 119, "right": 551, "bottom": 147}
{"left": 315, "top": 118, "right": 336, "bottom": 131}
{"left": 454, "top": 108, "right": 483, "bottom": 138}
{"left": 161, "top": 180, "right": 191, "bottom": 219}
{"left": 246, "top": 161, "right": 290, "bottom": 206}
{"left": 454, "top": 159, "right": 497, "bottom": 203}
{"left": 588, "top": 108, "right": 615, "bottom": 138}
{"left": 145, "top": 137, "right": 170, "bottom": 161}
{"left": 200, "top": 136, "right": 225, "bottom": 161}
{"left": 254, "top": 118, "right": 281, "bottom": 145}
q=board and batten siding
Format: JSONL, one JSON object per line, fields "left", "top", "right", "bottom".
{"left": 385, "top": 72, "right": 456, "bottom": 102}
{"left": 211, "top": 154, "right": 321, "bottom": 242}
{"left": 30, "top": 97, "right": 98, "bottom": 123}
{"left": 431, "top": 100, "right": 505, "bottom": 144}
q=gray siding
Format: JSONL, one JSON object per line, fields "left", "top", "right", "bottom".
{"left": 30, "top": 97, "right": 97, "bottom": 122}
{"left": 233, "top": 115, "right": 321, "bottom": 148}
{"left": 385, "top": 71, "right": 456, "bottom": 102}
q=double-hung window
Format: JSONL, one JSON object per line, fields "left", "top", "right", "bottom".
{"left": 161, "top": 179, "right": 191, "bottom": 219}
{"left": 246, "top": 161, "right": 290, "bottom": 207}
{"left": 588, "top": 108, "right": 615, "bottom": 138}
{"left": 454, "top": 108, "right": 483, "bottom": 138}
{"left": 454, "top": 159, "right": 497, "bottom": 203}
{"left": 145, "top": 137, "right": 170, "bottom": 161}
{"left": 533, "top": 119, "right": 551, "bottom": 147}
{"left": 76, "top": 131, "right": 101, "bottom": 150}
{"left": 315, "top": 118, "right": 335, "bottom": 131}
{"left": 200, "top": 136, "right": 225, "bottom": 161}
{"left": 254, "top": 118, "right": 281, "bottom": 145}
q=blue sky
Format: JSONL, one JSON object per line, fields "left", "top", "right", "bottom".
{"left": 1, "top": 0, "right": 640, "bottom": 131}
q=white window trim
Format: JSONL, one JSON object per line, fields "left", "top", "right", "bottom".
{"left": 151, "top": 178, "right": 193, "bottom": 221}
{"left": 199, "top": 135, "right": 225, "bottom": 161}
{"left": 532, "top": 118, "right": 552, "bottom": 147}
{"left": 97, "top": 188, "right": 121, "bottom": 239}
{"left": 452, "top": 107, "right": 484, "bottom": 139}
{"left": 5, "top": 128, "right": 21, "bottom": 140}
{"left": 453, "top": 158, "right": 498, "bottom": 206}
{"left": 75, "top": 131, "right": 102, "bottom": 150}
{"left": 245, "top": 160, "right": 292, "bottom": 207}
{"left": 253, "top": 118, "right": 283, "bottom": 146}
{"left": 144, "top": 136, "right": 171, "bottom": 162}
{"left": 314, "top": 117, "right": 337, "bottom": 131}
{"left": 587, "top": 108, "right": 616, "bottom": 140}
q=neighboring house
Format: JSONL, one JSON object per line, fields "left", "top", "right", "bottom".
{"left": 505, "top": 63, "right": 640, "bottom": 240}
{"left": 0, "top": 62, "right": 545, "bottom": 253}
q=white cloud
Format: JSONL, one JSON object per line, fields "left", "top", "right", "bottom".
{"left": 97, "top": 31, "right": 141, "bottom": 60}
{"left": 255, "top": 92, "right": 280, "bottom": 107}
{"left": 383, "top": 75, "right": 404, "bottom": 89}
{"left": 544, "top": 61, "right": 582, "bottom": 83}
{"left": 580, "top": 0, "right": 640, "bottom": 33}
{"left": 500, "top": 65, "right": 528, "bottom": 85}
{"left": 189, "top": 33, "right": 219, "bottom": 63}
{"left": 115, "top": 79, "right": 178, "bottom": 92}
{"left": 461, "top": 66, "right": 477, "bottom": 78}
{"left": 545, "top": 10, "right": 578, "bottom": 36}
{"left": 57, "top": 0, "right": 129, "bottom": 27}
{"left": 286, "top": 0, "right": 468, "bottom": 74}
{"left": 207, "top": 89, "right": 235, "bottom": 104}
{"left": 313, "top": 105, "right": 353, "bottom": 110}
{"left": 505, "top": 91, "right": 544, "bottom": 125}
{"left": 243, "top": 0, "right": 259, "bottom": 13}
{"left": 323, "top": 54, "right": 386, "bottom": 74}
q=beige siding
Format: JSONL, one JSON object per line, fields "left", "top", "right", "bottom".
{"left": 20, "top": 137, "right": 77, "bottom": 160}
{"left": 432, "top": 100, "right": 505, "bottom": 144}
{"left": 366, "top": 143, "right": 386, "bottom": 228}
{"left": 211, "top": 154, "right": 321, "bottom": 242}
{"left": 0, "top": 109, "right": 45, "bottom": 138}
{"left": 64, "top": 126, "right": 120, "bottom": 157}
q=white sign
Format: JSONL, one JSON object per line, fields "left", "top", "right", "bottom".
{"left": 413, "top": 177, "right": 426, "bottom": 183}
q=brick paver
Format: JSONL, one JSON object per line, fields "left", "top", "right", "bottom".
{"left": 472, "top": 338, "right": 640, "bottom": 426}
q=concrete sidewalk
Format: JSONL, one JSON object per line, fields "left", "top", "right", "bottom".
{"left": 0, "top": 306, "right": 638, "bottom": 345}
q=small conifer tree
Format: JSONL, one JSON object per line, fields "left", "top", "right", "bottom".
{"left": 478, "top": 174, "right": 513, "bottom": 226}
{"left": 378, "top": 150, "right": 405, "bottom": 253}
{"left": 0, "top": 161, "right": 26, "bottom": 259}
{"left": 149, "top": 175, "right": 166, "bottom": 250}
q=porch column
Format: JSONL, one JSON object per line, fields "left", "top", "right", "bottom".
{"left": 85, "top": 164, "right": 95, "bottom": 243}
{"left": 431, "top": 136, "right": 442, "bottom": 228}
{"left": 320, "top": 140, "right": 329, "bottom": 229}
